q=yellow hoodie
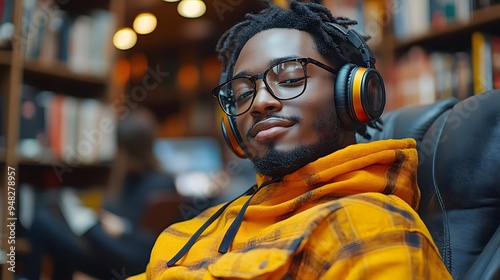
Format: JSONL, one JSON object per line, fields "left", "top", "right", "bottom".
{"left": 130, "top": 139, "right": 451, "bottom": 279}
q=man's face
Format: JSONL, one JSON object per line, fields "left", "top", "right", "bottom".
{"left": 233, "top": 28, "right": 355, "bottom": 177}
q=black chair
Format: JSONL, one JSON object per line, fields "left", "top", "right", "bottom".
{"left": 358, "top": 90, "right": 500, "bottom": 280}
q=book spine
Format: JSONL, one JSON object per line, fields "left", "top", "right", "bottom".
{"left": 453, "top": 52, "right": 473, "bottom": 100}
{"left": 471, "top": 31, "right": 493, "bottom": 94}
{"left": 492, "top": 35, "right": 500, "bottom": 89}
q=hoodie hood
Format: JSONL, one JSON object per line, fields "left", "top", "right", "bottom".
{"left": 254, "top": 137, "right": 420, "bottom": 210}
{"left": 157, "top": 138, "right": 420, "bottom": 276}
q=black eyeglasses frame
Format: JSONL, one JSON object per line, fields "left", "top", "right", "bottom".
{"left": 212, "top": 57, "right": 338, "bottom": 117}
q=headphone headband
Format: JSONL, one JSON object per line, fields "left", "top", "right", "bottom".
{"left": 326, "top": 22, "right": 376, "bottom": 68}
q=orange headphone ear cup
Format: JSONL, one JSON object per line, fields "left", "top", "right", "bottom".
{"left": 334, "top": 63, "right": 385, "bottom": 131}
{"left": 335, "top": 63, "right": 361, "bottom": 130}
{"left": 221, "top": 115, "right": 247, "bottom": 158}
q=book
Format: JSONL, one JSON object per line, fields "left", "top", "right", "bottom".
{"left": 454, "top": 52, "right": 473, "bottom": 100}
{"left": 76, "top": 98, "right": 102, "bottom": 164}
{"left": 0, "top": 0, "right": 14, "bottom": 49}
{"left": 68, "top": 14, "right": 93, "bottom": 75}
{"left": 60, "top": 96, "right": 79, "bottom": 164}
{"left": 88, "top": 9, "right": 114, "bottom": 77}
{"left": 492, "top": 35, "right": 500, "bottom": 89}
{"left": 443, "top": 0, "right": 456, "bottom": 23}
{"left": 38, "top": 2, "right": 65, "bottom": 64}
{"left": 430, "top": 52, "right": 454, "bottom": 100}
{"left": 473, "top": 0, "right": 500, "bottom": 10}
{"left": 24, "top": 0, "right": 45, "bottom": 60}
{"left": 392, "top": 0, "right": 430, "bottom": 39}
{"left": 0, "top": 0, "right": 4, "bottom": 30}
{"left": 430, "top": 0, "right": 447, "bottom": 30}
{"left": 96, "top": 104, "right": 117, "bottom": 163}
{"left": 455, "top": 0, "right": 472, "bottom": 23}
{"left": 48, "top": 94, "right": 64, "bottom": 161}
{"left": 18, "top": 84, "right": 46, "bottom": 159}
{"left": 362, "top": 0, "right": 385, "bottom": 48}
{"left": 398, "top": 46, "right": 436, "bottom": 106}
{"left": 57, "top": 10, "right": 72, "bottom": 63}
{"left": 21, "top": 0, "right": 37, "bottom": 55}
{"left": 471, "top": 31, "right": 493, "bottom": 94}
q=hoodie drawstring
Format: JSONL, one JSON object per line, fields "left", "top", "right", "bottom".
{"left": 218, "top": 177, "right": 282, "bottom": 253}
{"left": 167, "top": 177, "right": 281, "bottom": 267}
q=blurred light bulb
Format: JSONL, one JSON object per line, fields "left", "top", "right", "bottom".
{"left": 113, "top": 27, "right": 137, "bottom": 50}
{"left": 178, "top": 0, "right": 206, "bottom": 18}
{"left": 133, "top": 13, "right": 157, "bottom": 35}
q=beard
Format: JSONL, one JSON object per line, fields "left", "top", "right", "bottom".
{"left": 251, "top": 110, "right": 342, "bottom": 178}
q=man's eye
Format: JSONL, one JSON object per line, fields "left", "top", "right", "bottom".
{"left": 278, "top": 76, "right": 306, "bottom": 87}
{"left": 235, "top": 91, "right": 254, "bottom": 103}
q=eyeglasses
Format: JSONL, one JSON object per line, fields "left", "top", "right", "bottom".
{"left": 212, "top": 57, "right": 337, "bottom": 117}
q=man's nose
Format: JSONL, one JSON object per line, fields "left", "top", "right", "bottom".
{"left": 249, "top": 80, "right": 282, "bottom": 116}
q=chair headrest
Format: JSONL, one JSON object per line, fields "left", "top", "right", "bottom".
{"left": 431, "top": 91, "right": 500, "bottom": 209}
{"left": 357, "top": 97, "right": 459, "bottom": 144}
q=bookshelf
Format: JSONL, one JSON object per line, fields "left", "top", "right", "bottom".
{"left": 391, "top": 3, "right": 500, "bottom": 53}
{"left": 383, "top": 0, "right": 500, "bottom": 109}
{"left": 1, "top": 0, "right": 123, "bottom": 279}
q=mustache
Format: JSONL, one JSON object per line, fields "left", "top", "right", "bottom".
{"left": 245, "top": 114, "right": 301, "bottom": 139}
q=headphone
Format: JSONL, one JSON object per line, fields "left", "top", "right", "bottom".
{"left": 220, "top": 22, "right": 386, "bottom": 158}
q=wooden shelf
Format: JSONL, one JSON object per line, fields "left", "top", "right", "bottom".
{"left": 19, "top": 162, "right": 112, "bottom": 188}
{"left": 23, "top": 59, "right": 109, "bottom": 87}
{"left": 21, "top": 60, "right": 111, "bottom": 99}
{"left": 17, "top": 151, "right": 112, "bottom": 168}
{"left": 18, "top": 157, "right": 112, "bottom": 170}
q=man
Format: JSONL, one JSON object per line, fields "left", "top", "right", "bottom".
{"left": 130, "top": 1, "right": 452, "bottom": 279}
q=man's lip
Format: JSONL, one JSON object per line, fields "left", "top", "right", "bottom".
{"left": 250, "top": 117, "right": 294, "bottom": 138}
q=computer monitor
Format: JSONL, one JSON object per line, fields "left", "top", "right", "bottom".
{"left": 153, "top": 137, "right": 224, "bottom": 197}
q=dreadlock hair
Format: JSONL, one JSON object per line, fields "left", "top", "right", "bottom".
{"left": 215, "top": 0, "right": 382, "bottom": 139}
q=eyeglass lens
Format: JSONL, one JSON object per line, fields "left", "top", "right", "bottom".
{"left": 219, "top": 60, "right": 306, "bottom": 115}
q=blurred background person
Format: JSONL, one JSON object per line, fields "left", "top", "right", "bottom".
{"left": 22, "top": 107, "right": 180, "bottom": 279}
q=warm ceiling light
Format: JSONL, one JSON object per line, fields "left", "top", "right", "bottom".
{"left": 133, "top": 13, "right": 157, "bottom": 35}
{"left": 113, "top": 27, "right": 137, "bottom": 50}
{"left": 177, "top": 0, "right": 206, "bottom": 18}
{"left": 163, "top": 0, "right": 180, "bottom": 2}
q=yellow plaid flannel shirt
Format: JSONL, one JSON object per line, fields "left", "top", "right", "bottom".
{"left": 130, "top": 138, "right": 452, "bottom": 279}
